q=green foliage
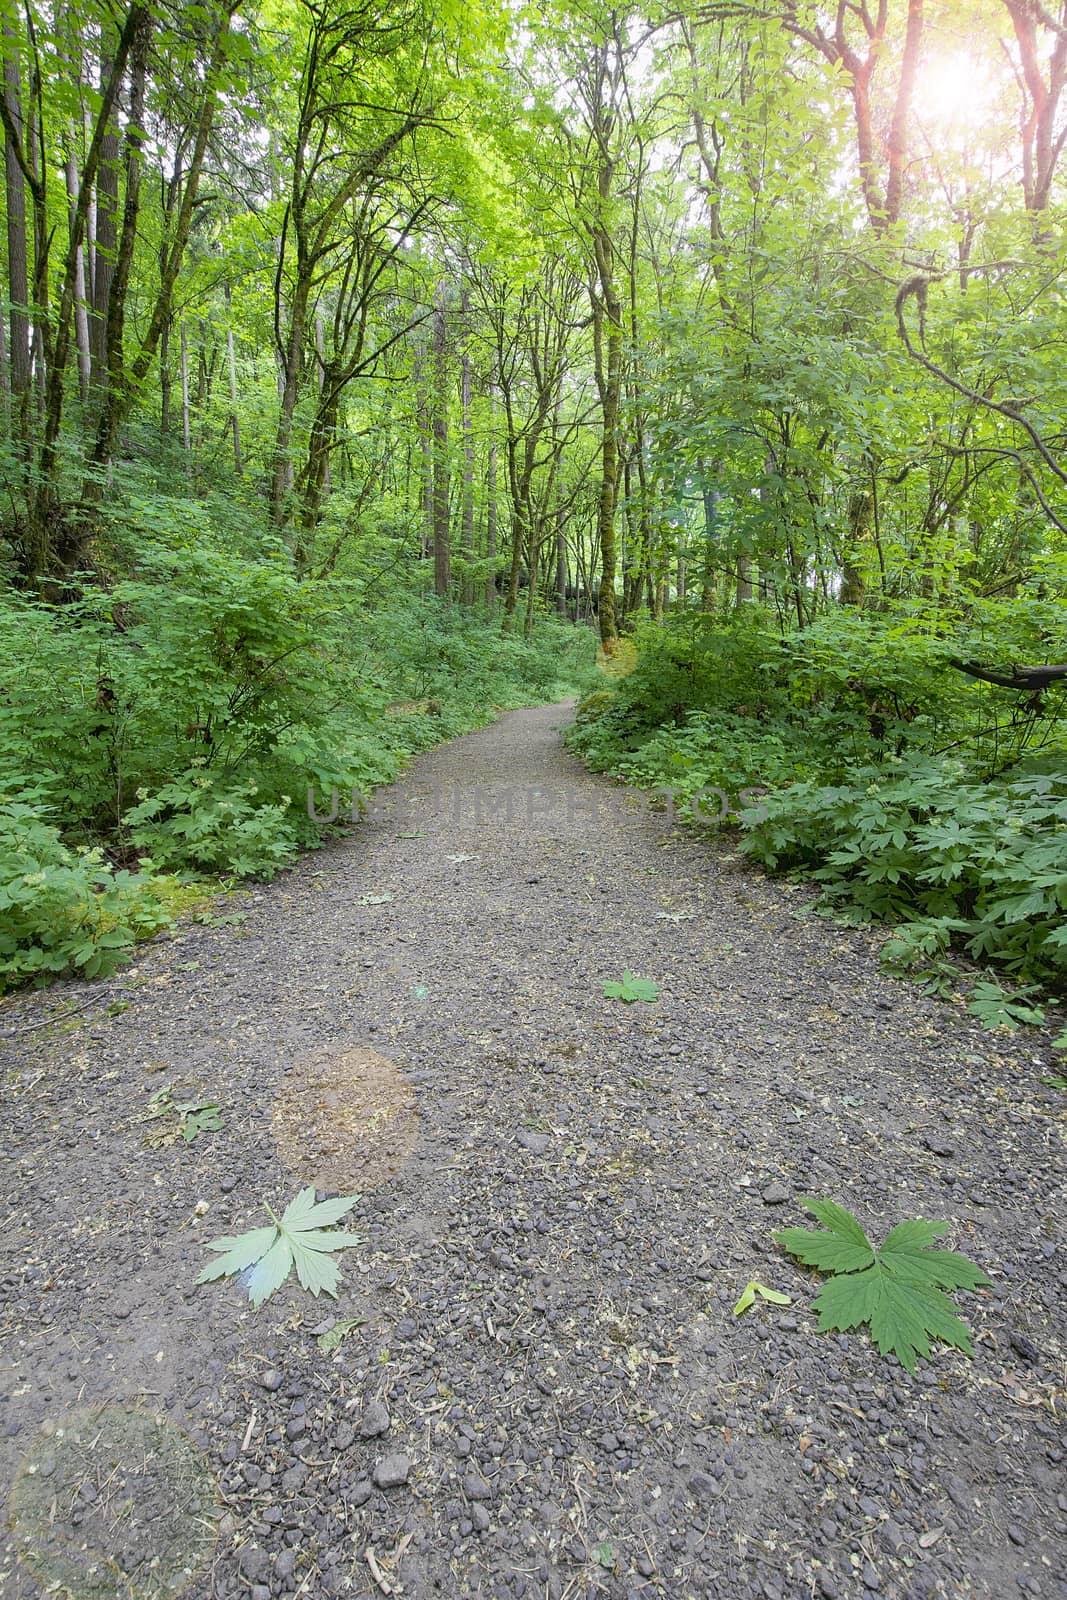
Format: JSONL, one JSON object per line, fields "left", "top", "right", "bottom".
{"left": 775, "top": 1197, "right": 990, "bottom": 1374}
{"left": 0, "top": 797, "right": 171, "bottom": 992}
{"left": 197, "top": 1187, "right": 363, "bottom": 1309}
{"left": 743, "top": 761, "right": 1067, "bottom": 990}
{"left": 571, "top": 606, "right": 1066, "bottom": 1000}
{"left": 0, "top": 498, "right": 596, "bottom": 985}
{"left": 966, "top": 981, "right": 1046, "bottom": 1031}
{"left": 126, "top": 775, "right": 302, "bottom": 880}
{"left": 601, "top": 970, "right": 659, "bottom": 1003}
{"left": 733, "top": 1280, "right": 791, "bottom": 1316}
{"left": 145, "top": 1087, "right": 224, "bottom": 1144}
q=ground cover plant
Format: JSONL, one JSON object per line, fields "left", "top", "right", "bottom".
{"left": 569, "top": 603, "right": 1067, "bottom": 1007}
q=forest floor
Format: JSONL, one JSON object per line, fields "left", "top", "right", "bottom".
{"left": 0, "top": 701, "right": 1065, "bottom": 1600}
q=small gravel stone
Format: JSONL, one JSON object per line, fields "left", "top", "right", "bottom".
{"left": 373, "top": 1454, "right": 411, "bottom": 1489}
{"left": 238, "top": 1545, "right": 270, "bottom": 1584}
{"left": 360, "top": 1400, "right": 391, "bottom": 1438}
{"left": 761, "top": 1182, "right": 791, "bottom": 1204}
{"left": 259, "top": 1370, "right": 283, "bottom": 1392}
{"left": 463, "top": 1471, "right": 493, "bottom": 1501}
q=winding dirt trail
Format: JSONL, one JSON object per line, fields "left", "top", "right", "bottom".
{"left": 1, "top": 702, "right": 1064, "bottom": 1600}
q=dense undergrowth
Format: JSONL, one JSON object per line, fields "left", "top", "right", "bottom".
{"left": 569, "top": 602, "right": 1067, "bottom": 1011}
{"left": 0, "top": 488, "right": 597, "bottom": 992}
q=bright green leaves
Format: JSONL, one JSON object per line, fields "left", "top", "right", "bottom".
{"left": 197, "top": 1188, "right": 362, "bottom": 1309}
{"left": 733, "top": 1280, "right": 792, "bottom": 1316}
{"left": 145, "top": 1087, "right": 223, "bottom": 1145}
{"left": 967, "top": 980, "right": 1045, "bottom": 1030}
{"left": 775, "top": 1198, "right": 990, "bottom": 1374}
{"left": 602, "top": 970, "right": 659, "bottom": 1003}
{"left": 775, "top": 1197, "right": 875, "bottom": 1274}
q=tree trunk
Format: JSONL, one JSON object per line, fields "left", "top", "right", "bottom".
{"left": 701, "top": 485, "right": 719, "bottom": 610}
{"left": 591, "top": 229, "right": 622, "bottom": 648}
{"left": 225, "top": 282, "right": 242, "bottom": 475}
{"left": 90, "top": 40, "right": 121, "bottom": 397}
{"left": 3, "top": 17, "right": 30, "bottom": 448}
{"left": 841, "top": 483, "right": 873, "bottom": 606}
{"left": 460, "top": 288, "right": 474, "bottom": 604}
{"left": 91, "top": 6, "right": 151, "bottom": 462}
{"left": 179, "top": 320, "right": 191, "bottom": 464}
{"left": 432, "top": 280, "right": 451, "bottom": 598}
{"left": 270, "top": 261, "right": 308, "bottom": 523}
{"left": 484, "top": 435, "right": 497, "bottom": 611}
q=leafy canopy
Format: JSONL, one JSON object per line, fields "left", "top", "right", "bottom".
{"left": 197, "top": 1187, "right": 362, "bottom": 1309}
{"left": 775, "top": 1197, "right": 990, "bottom": 1374}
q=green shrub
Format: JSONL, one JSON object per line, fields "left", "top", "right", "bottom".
{"left": 0, "top": 797, "right": 171, "bottom": 990}
{"left": 741, "top": 758, "right": 1067, "bottom": 988}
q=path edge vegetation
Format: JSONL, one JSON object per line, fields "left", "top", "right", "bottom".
{"left": 0, "top": 1, "right": 1064, "bottom": 1015}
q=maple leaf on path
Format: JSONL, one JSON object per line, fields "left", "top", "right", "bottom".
{"left": 602, "top": 970, "right": 659, "bottom": 1003}
{"left": 197, "top": 1187, "right": 362, "bottom": 1309}
{"left": 775, "top": 1197, "right": 990, "bottom": 1373}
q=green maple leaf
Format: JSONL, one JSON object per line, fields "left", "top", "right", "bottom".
{"left": 178, "top": 1100, "right": 223, "bottom": 1141}
{"left": 197, "top": 1187, "right": 362, "bottom": 1309}
{"left": 602, "top": 970, "right": 659, "bottom": 1003}
{"left": 775, "top": 1198, "right": 990, "bottom": 1373}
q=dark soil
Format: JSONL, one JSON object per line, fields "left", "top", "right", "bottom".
{"left": 1, "top": 701, "right": 1065, "bottom": 1600}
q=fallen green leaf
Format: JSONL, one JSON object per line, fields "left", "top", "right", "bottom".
{"left": 197, "top": 1187, "right": 362, "bottom": 1309}
{"left": 733, "top": 1280, "right": 792, "bottom": 1316}
{"left": 602, "top": 970, "right": 659, "bottom": 1003}
{"left": 775, "top": 1197, "right": 989, "bottom": 1374}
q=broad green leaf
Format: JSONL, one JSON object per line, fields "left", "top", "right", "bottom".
{"left": 602, "top": 970, "right": 659, "bottom": 1003}
{"left": 196, "top": 1226, "right": 278, "bottom": 1282}
{"left": 281, "top": 1229, "right": 363, "bottom": 1252}
{"left": 777, "top": 1198, "right": 988, "bottom": 1373}
{"left": 289, "top": 1237, "right": 344, "bottom": 1297}
{"left": 246, "top": 1236, "right": 294, "bottom": 1310}
{"left": 773, "top": 1224, "right": 873, "bottom": 1275}
{"left": 197, "top": 1190, "right": 362, "bottom": 1306}
{"left": 282, "top": 1193, "right": 361, "bottom": 1232}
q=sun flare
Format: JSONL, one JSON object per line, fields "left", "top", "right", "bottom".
{"left": 917, "top": 48, "right": 997, "bottom": 130}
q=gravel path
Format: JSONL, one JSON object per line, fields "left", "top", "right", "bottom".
{"left": 1, "top": 701, "right": 1065, "bottom": 1600}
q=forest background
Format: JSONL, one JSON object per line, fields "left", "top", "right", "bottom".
{"left": 0, "top": 0, "right": 1064, "bottom": 1023}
